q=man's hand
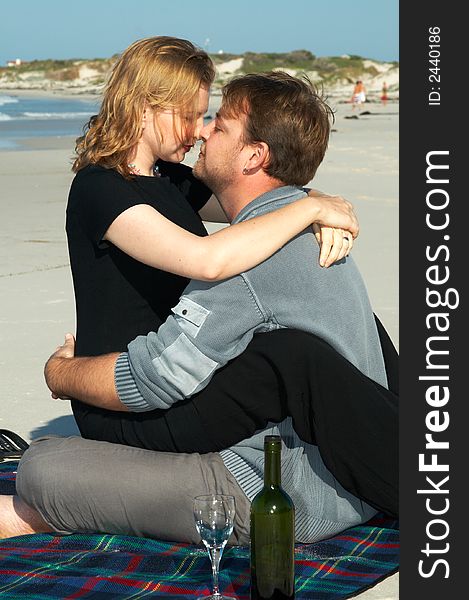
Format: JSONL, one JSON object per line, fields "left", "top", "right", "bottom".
{"left": 313, "top": 224, "right": 354, "bottom": 268}
{"left": 45, "top": 334, "right": 75, "bottom": 399}
{"left": 52, "top": 333, "right": 75, "bottom": 359}
{"left": 44, "top": 337, "right": 126, "bottom": 411}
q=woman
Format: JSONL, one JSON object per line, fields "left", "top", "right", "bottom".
{"left": 68, "top": 36, "right": 360, "bottom": 446}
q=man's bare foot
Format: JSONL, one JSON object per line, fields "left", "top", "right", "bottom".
{"left": 0, "top": 495, "right": 53, "bottom": 538}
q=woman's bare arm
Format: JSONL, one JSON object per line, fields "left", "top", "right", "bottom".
{"left": 104, "top": 192, "right": 358, "bottom": 281}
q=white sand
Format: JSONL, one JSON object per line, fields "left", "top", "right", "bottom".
{"left": 0, "top": 99, "right": 399, "bottom": 599}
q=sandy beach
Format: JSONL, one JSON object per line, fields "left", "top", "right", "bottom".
{"left": 0, "top": 96, "right": 398, "bottom": 599}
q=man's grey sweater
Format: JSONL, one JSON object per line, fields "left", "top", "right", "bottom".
{"left": 115, "top": 186, "right": 387, "bottom": 541}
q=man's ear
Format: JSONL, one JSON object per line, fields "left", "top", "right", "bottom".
{"left": 244, "top": 142, "right": 270, "bottom": 173}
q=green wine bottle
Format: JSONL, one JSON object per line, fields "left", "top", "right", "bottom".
{"left": 250, "top": 435, "right": 295, "bottom": 600}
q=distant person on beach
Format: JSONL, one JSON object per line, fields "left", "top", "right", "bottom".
{"left": 351, "top": 80, "right": 366, "bottom": 110}
{"left": 381, "top": 81, "right": 389, "bottom": 106}
{"left": 0, "top": 71, "right": 398, "bottom": 544}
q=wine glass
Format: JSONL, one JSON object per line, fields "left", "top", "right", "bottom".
{"left": 193, "top": 494, "right": 236, "bottom": 600}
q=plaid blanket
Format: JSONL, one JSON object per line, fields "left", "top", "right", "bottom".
{"left": 0, "top": 461, "right": 398, "bottom": 599}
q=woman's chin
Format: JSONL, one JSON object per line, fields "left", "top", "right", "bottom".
{"left": 161, "top": 150, "right": 186, "bottom": 163}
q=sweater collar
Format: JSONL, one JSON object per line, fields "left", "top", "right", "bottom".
{"left": 232, "top": 186, "right": 307, "bottom": 224}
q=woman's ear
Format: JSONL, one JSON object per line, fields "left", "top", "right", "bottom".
{"left": 141, "top": 103, "right": 150, "bottom": 129}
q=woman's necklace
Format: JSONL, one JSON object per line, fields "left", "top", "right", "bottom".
{"left": 127, "top": 163, "right": 161, "bottom": 177}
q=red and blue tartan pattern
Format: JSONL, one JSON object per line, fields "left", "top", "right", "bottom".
{"left": 0, "top": 462, "right": 398, "bottom": 599}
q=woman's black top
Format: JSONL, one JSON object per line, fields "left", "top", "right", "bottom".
{"left": 66, "top": 162, "right": 211, "bottom": 357}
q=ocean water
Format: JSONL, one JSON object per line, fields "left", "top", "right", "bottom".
{"left": 0, "top": 93, "right": 100, "bottom": 149}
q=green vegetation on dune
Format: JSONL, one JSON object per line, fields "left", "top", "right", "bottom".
{"left": 240, "top": 50, "right": 316, "bottom": 73}
{"left": 0, "top": 51, "right": 398, "bottom": 92}
{"left": 209, "top": 53, "right": 240, "bottom": 64}
{"left": 0, "top": 57, "right": 113, "bottom": 88}
{"left": 0, "top": 58, "right": 111, "bottom": 74}
{"left": 314, "top": 56, "right": 380, "bottom": 83}
{"left": 211, "top": 51, "right": 394, "bottom": 86}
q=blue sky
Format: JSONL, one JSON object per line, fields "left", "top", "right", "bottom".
{"left": 0, "top": 0, "right": 398, "bottom": 67}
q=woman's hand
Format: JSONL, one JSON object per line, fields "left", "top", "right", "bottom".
{"left": 306, "top": 189, "right": 359, "bottom": 239}
{"left": 312, "top": 224, "right": 354, "bottom": 268}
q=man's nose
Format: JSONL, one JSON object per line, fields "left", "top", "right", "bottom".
{"left": 198, "top": 119, "right": 215, "bottom": 141}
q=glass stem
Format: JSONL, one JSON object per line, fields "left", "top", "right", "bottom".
{"left": 209, "top": 545, "right": 223, "bottom": 596}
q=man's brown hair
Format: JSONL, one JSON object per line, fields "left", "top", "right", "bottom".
{"left": 221, "top": 71, "right": 333, "bottom": 186}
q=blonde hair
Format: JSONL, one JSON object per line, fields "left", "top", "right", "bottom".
{"left": 73, "top": 36, "right": 215, "bottom": 177}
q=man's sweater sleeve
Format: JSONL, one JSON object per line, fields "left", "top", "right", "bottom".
{"left": 114, "top": 276, "right": 266, "bottom": 411}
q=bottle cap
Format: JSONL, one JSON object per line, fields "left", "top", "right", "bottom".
{"left": 264, "top": 435, "right": 281, "bottom": 450}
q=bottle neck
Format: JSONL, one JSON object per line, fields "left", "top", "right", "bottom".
{"left": 264, "top": 448, "right": 281, "bottom": 488}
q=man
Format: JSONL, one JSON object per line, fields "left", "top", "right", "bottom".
{"left": 0, "top": 73, "right": 397, "bottom": 543}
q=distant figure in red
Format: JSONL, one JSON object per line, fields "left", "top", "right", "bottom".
{"left": 351, "top": 80, "right": 366, "bottom": 111}
{"left": 381, "top": 81, "right": 388, "bottom": 106}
